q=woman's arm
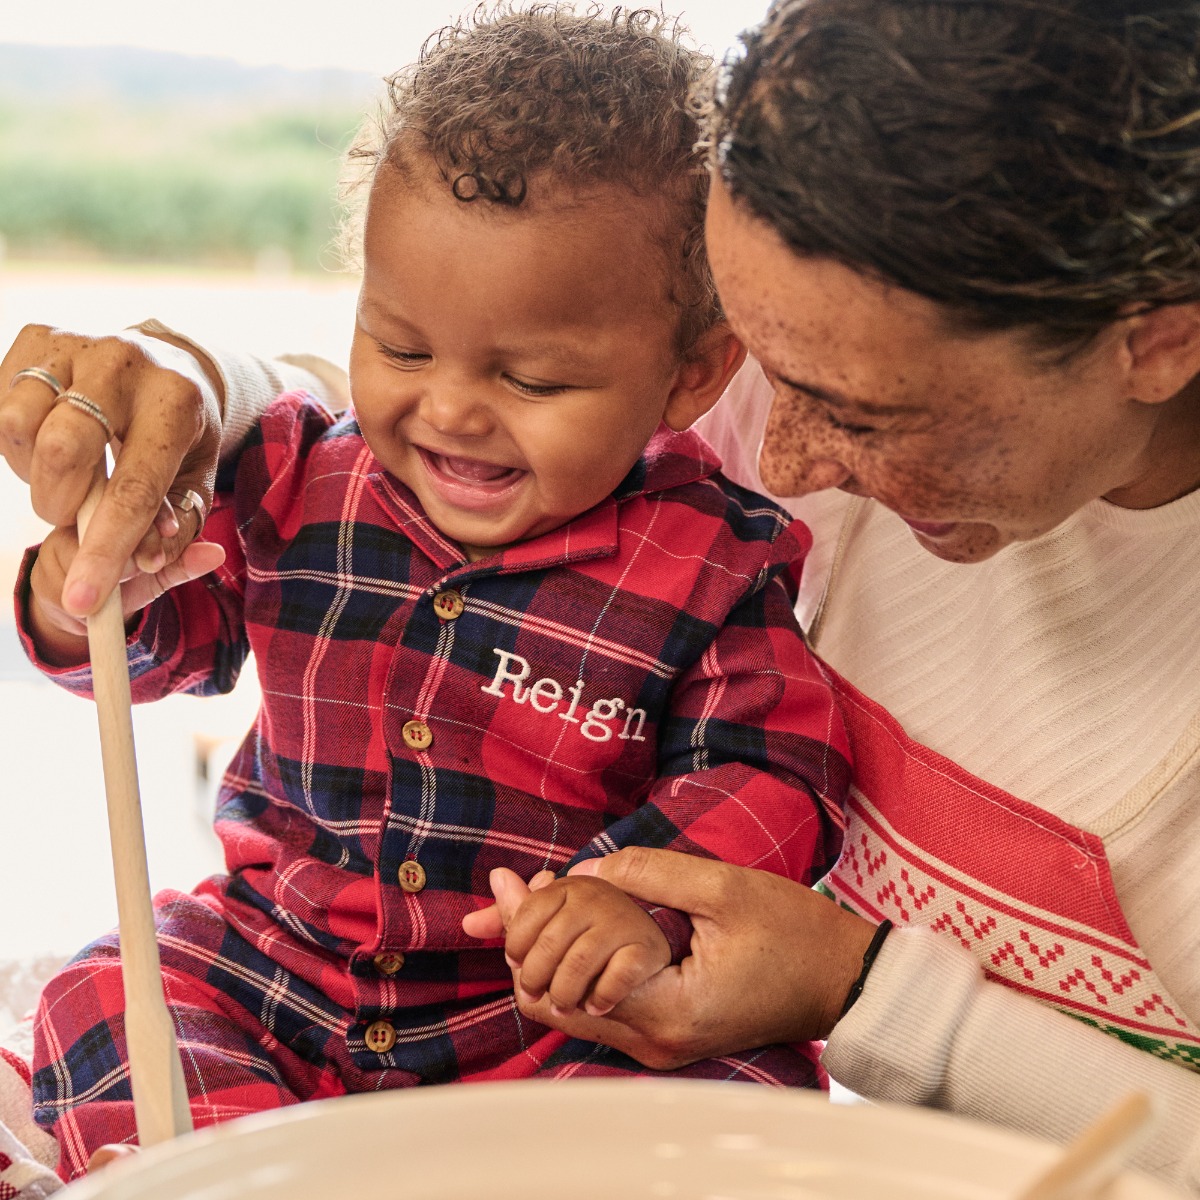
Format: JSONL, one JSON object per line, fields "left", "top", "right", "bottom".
{"left": 530, "top": 848, "right": 1200, "bottom": 1195}
{"left": 827, "top": 925, "right": 1200, "bottom": 1193}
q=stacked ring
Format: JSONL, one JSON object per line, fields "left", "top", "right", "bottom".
{"left": 58, "top": 390, "right": 115, "bottom": 442}
{"left": 10, "top": 367, "right": 65, "bottom": 396}
{"left": 167, "top": 488, "right": 208, "bottom": 531}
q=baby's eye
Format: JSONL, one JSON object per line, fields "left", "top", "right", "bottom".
{"left": 506, "top": 375, "right": 569, "bottom": 398}
{"left": 378, "top": 343, "right": 429, "bottom": 365}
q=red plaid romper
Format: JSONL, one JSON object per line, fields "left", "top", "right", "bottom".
{"left": 18, "top": 394, "right": 851, "bottom": 1178}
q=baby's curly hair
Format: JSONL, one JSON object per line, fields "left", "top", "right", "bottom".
{"left": 705, "top": 0, "right": 1200, "bottom": 354}
{"left": 341, "top": 3, "right": 719, "bottom": 352}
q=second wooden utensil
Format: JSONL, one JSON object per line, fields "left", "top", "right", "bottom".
{"left": 77, "top": 471, "right": 193, "bottom": 1148}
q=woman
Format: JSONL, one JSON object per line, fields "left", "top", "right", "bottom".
{"left": 2, "top": 0, "right": 1199, "bottom": 1190}
{"left": 567, "top": 1, "right": 1200, "bottom": 1188}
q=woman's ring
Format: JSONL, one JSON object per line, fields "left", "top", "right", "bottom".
{"left": 167, "top": 488, "right": 208, "bottom": 531}
{"left": 57, "top": 390, "right": 115, "bottom": 442}
{"left": 11, "top": 367, "right": 65, "bottom": 396}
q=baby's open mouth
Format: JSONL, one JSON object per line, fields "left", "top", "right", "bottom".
{"left": 417, "top": 448, "right": 528, "bottom": 512}
{"left": 429, "top": 451, "right": 524, "bottom": 487}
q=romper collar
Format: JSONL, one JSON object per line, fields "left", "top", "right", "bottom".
{"left": 364, "top": 422, "right": 720, "bottom": 575}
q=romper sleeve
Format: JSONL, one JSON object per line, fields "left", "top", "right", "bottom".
{"left": 696, "top": 359, "right": 850, "bottom": 631}
{"left": 824, "top": 925, "right": 1200, "bottom": 1194}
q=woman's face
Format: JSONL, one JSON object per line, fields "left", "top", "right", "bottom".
{"left": 705, "top": 176, "right": 1170, "bottom": 563}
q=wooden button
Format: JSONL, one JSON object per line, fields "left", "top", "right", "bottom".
{"left": 373, "top": 951, "right": 405, "bottom": 975}
{"left": 365, "top": 1019, "right": 397, "bottom": 1053}
{"left": 402, "top": 720, "right": 432, "bottom": 750}
{"left": 398, "top": 859, "right": 427, "bottom": 893}
{"left": 433, "top": 589, "right": 465, "bottom": 620}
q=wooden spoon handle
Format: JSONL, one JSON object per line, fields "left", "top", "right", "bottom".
{"left": 1015, "top": 1092, "right": 1156, "bottom": 1200}
{"left": 77, "top": 474, "right": 193, "bottom": 1146}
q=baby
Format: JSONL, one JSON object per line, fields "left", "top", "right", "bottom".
{"left": 18, "top": 4, "right": 851, "bottom": 1179}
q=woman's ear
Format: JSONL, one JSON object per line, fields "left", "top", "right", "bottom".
{"left": 662, "top": 323, "right": 748, "bottom": 432}
{"left": 1124, "top": 301, "right": 1200, "bottom": 405}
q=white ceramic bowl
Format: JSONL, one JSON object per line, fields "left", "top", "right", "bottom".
{"left": 61, "top": 1079, "right": 1183, "bottom": 1199}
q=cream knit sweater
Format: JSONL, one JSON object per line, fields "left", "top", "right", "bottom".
{"left": 701, "top": 362, "right": 1200, "bottom": 1193}
{"left": 163, "top": 324, "right": 1200, "bottom": 1191}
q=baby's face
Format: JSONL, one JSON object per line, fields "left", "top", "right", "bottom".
{"left": 350, "top": 165, "right": 688, "bottom": 559}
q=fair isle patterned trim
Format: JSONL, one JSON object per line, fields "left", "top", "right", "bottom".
{"left": 1073, "top": 1017, "right": 1200, "bottom": 1073}
{"left": 824, "top": 788, "right": 1200, "bottom": 1072}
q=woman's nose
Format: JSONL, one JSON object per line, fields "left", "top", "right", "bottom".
{"left": 758, "top": 397, "right": 851, "bottom": 497}
{"left": 763, "top": 453, "right": 849, "bottom": 496}
{"left": 759, "top": 445, "right": 851, "bottom": 496}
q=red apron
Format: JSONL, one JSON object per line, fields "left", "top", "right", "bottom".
{"left": 822, "top": 668, "right": 1200, "bottom": 1071}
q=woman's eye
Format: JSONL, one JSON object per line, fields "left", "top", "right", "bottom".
{"left": 825, "top": 412, "right": 877, "bottom": 436}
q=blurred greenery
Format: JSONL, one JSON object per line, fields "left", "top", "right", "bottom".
{"left": 0, "top": 98, "right": 365, "bottom": 271}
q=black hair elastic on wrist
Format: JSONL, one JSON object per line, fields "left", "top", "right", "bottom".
{"left": 838, "top": 919, "right": 893, "bottom": 1020}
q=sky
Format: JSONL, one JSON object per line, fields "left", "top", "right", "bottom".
{"left": 2, "top": 0, "right": 761, "bottom": 74}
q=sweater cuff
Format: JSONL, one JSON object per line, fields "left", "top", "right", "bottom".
{"left": 821, "top": 924, "right": 982, "bottom": 1104}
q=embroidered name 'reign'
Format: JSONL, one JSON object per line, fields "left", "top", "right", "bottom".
{"left": 480, "top": 649, "right": 648, "bottom": 743}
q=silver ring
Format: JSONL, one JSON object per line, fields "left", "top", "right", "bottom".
{"left": 11, "top": 367, "right": 65, "bottom": 396}
{"left": 57, "top": 390, "right": 115, "bottom": 442}
{"left": 167, "top": 488, "right": 208, "bottom": 531}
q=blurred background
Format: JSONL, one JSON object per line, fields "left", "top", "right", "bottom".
{"left": 0, "top": 0, "right": 754, "bottom": 967}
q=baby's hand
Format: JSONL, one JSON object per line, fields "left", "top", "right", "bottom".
{"left": 27, "top": 521, "right": 224, "bottom": 666}
{"left": 466, "top": 869, "right": 670, "bottom": 1017}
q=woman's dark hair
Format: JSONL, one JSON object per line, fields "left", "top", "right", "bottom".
{"left": 341, "top": 3, "right": 720, "bottom": 351}
{"left": 704, "top": 0, "right": 1200, "bottom": 351}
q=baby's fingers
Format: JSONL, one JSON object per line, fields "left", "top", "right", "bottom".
{"left": 541, "top": 928, "right": 622, "bottom": 1015}
{"left": 584, "top": 941, "right": 670, "bottom": 1017}
{"left": 502, "top": 883, "right": 569, "bottom": 970}
{"left": 461, "top": 903, "right": 504, "bottom": 940}
{"left": 119, "top": 540, "right": 225, "bottom": 618}
{"left": 88, "top": 1144, "right": 140, "bottom": 1174}
{"left": 510, "top": 893, "right": 593, "bottom": 1000}
{"left": 463, "top": 867, "right": 538, "bottom": 944}
{"left": 29, "top": 530, "right": 88, "bottom": 639}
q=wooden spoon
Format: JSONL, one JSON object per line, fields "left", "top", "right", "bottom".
{"left": 77, "top": 471, "right": 193, "bottom": 1147}
{"left": 1015, "top": 1092, "right": 1157, "bottom": 1200}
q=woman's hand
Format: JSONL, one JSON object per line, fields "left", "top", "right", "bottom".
{"left": 0, "top": 323, "right": 224, "bottom": 617}
{"left": 474, "top": 850, "right": 878, "bottom": 1070}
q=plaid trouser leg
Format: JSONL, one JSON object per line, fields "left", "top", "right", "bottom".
{"left": 531, "top": 1038, "right": 828, "bottom": 1088}
{"left": 32, "top": 892, "right": 351, "bottom": 1181}
{"left": 34, "top": 878, "right": 827, "bottom": 1181}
